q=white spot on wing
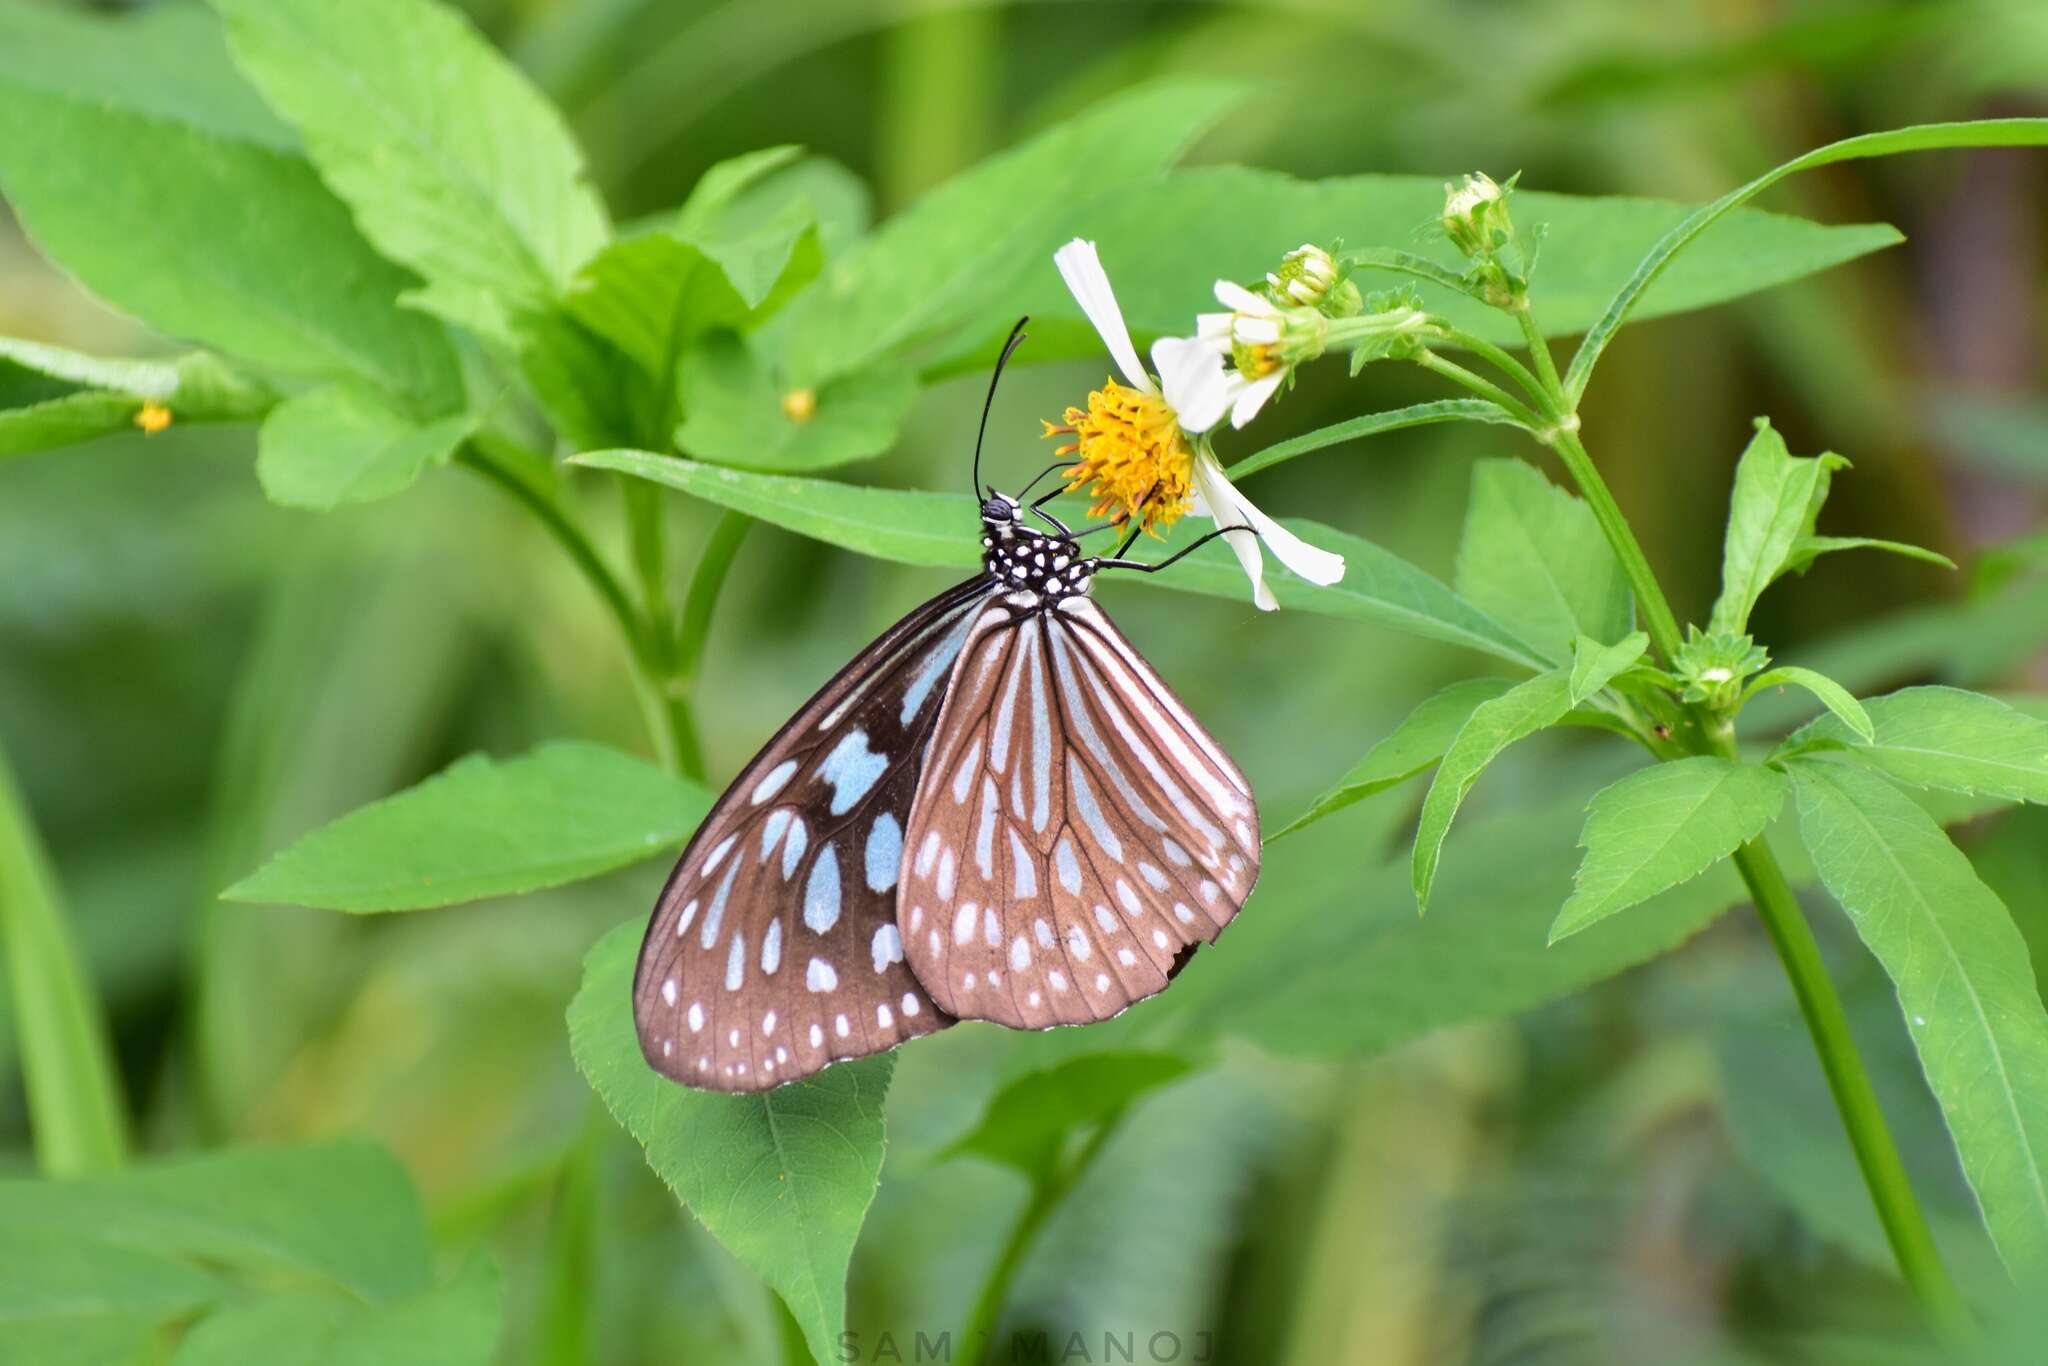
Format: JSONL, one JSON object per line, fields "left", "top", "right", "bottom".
{"left": 724, "top": 933, "right": 746, "bottom": 991}
{"left": 1066, "top": 925, "right": 1092, "bottom": 961}
{"left": 1010, "top": 827, "right": 1037, "bottom": 898}
{"left": 804, "top": 845, "right": 842, "bottom": 934}
{"left": 937, "top": 847, "right": 958, "bottom": 900}
{"left": 687, "top": 1001, "right": 705, "bottom": 1032}
{"left": 703, "top": 834, "right": 738, "bottom": 874}
{"left": 818, "top": 729, "right": 888, "bottom": 816}
{"left": 865, "top": 812, "right": 903, "bottom": 892}
{"left": 760, "top": 808, "right": 792, "bottom": 861}
{"left": 902, "top": 993, "right": 920, "bottom": 1017}
{"left": 871, "top": 924, "right": 903, "bottom": 973}
{"left": 975, "top": 776, "right": 1000, "bottom": 878}
{"left": 760, "top": 920, "right": 782, "bottom": 975}
{"left": 751, "top": 759, "right": 798, "bottom": 805}
{"left": 915, "top": 830, "right": 942, "bottom": 877}
{"left": 953, "top": 902, "right": 978, "bottom": 946}
{"left": 1068, "top": 756, "right": 1124, "bottom": 861}
{"left": 806, "top": 958, "right": 838, "bottom": 992}
{"left": 877, "top": 1003, "right": 894, "bottom": 1030}
{"left": 1056, "top": 838, "right": 1083, "bottom": 896}
{"left": 1010, "top": 936, "right": 1031, "bottom": 970}
{"left": 674, "top": 899, "right": 699, "bottom": 937}
{"left": 661, "top": 978, "right": 678, "bottom": 1007}
{"left": 781, "top": 816, "right": 808, "bottom": 881}
{"left": 1139, "top": 861, "right": 1169, "bottom": 892}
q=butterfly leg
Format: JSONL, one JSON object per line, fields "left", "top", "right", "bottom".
{"left": 1093, "top": 525, "right": 1262, "bottom": 576}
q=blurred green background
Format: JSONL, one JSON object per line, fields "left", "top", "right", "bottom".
{"left": 3, "top": 0, "right": 2046, "bottom": 1362}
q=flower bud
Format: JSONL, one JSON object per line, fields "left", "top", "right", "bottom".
{"left": 1442, "top": 173, "right": 1511, "bottom": 260}
{"left": 1265, "top": 243, "right": 1363, "bottom": 318}
{"left": 1673, "top": 629, "right": 1770, "bottom": 708}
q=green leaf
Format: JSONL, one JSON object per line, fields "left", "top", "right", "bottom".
{"left": 1741, "top": 665, "right": 1873, "bottom": 741}
{"left": 1779, "top": 686, "right": 2048, "bottom": 802}
{"left": 1791, "top": 759, "right": 2048, "bottom": 1284}
{"left": 1550, "top": 757, "right": 1786, "bottom": 943}
{"left": 959, "top": 163, "right": 1902, "bottom": 361}
{"left": 0, "top": 740, "right": 125, "bottom": 1175}
{"left": 210, "top": 0, "right": 610, "bottom": 340}
{"left": 173, "top": 1258, "right": 502, "bottom": 1366}
{"left": 1412, "top": 669, "right": 1573, "bottom": 913}
{"left": 0, "top": 84, "right": 459, "bottom": 408}
{"left": 1455, "top": 460, "right": 1633, "bottom": 665}
{"left": 0, "top": 340, "right": 275, "bottom": 459}
{"left": 674, "top": 333, "right": 917, "bottom": 473}
{"left": 0, "top": 1141, "right": 434, "bottom": 1301}
{"left": 1274, "top": 678, "right": 1517, "bottom": 840}
{"left": 1707, "top": 418, "right": 1847, "bottom": 636}
{"left": 1224, "top": 399, "right": 1522, "bottom": 481}
{"left": 573, "top": 453, "right": 1542, "bottom": 668}
{"left": 1569, "top": 631, "right": 1649, "bottom": 704}
{"left": 781, "top": 80, "right": 1239, "bottom": 385}
{"left": 942, "top": 1053, "right": 1192, "bottom": 1180}
{"left": 567, "top": 922, "right": 891, "bottom": 1366}
{"left": 256, "top": 385, "right": 473, "bottom": 511}
{"left": 1783, "top": 535, "right": 1957, "bottom": 576}
{"left": 1171, "top": 800, "right": 1754, "bottom": 1059}
{"left": 0, "top": 0, "right": 292, "bottom": 148}
{"left": 1566, "top": 119, "right": 2048, "bottom": 402}
{"left": 223, "top": 743, "right": 710, "bottom": 912}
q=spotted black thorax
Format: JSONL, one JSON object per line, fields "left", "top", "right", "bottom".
{"left": 978, "top": 492, "right": 1094, "bottom": 606}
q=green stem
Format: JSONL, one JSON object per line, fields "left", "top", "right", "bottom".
{"left": 1435, "top": 325, "right": 1554, "bottom": 416}
{"left": 1504, "top": 299, "right": 1968, "bottom": 1330}
{"left": 661, "top": 512, "right": 753, "bottom": 785}
{"left": 457, "top": 442, "right": 686, "bottom": 773}
{"left": 959, "top": 1118, "right": 1123, "bottom": 1366}
{"left": 1510, "top": 302, "right": 1567, "bottom": 403}
{"left": 0, "top": 740, "right": 127, "bottom": 1174}
{"left": 1411, "top": 351, "right": 1546, "bottom": 431}
{"left": 1727, "top": 836, "right": 1971, "bottom": 1331}
{"left": 1542, "top": 426, "right": 1684, "bottom": 662}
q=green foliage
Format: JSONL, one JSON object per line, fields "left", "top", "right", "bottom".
{"left": 780, "top": 80, "right": 1239, "bottom": 385}
{"left": 1176, "top": 803, "right": 1753, "bottom": 1059}
{"left": 1741, "top": 665, "right": 1873, "bottom": 741}
{"left": 1454, "top": 460, "right": 1633, "bottom": 664}
{"left": 1564, "top": 117, "right": 2048, "bottom": 400}
{"left": 1551, "top": 757, "right": 1786, "bottom": 943}
{"left": 1411, "top": 642, "right": 1638, "bottom": 913}
{"left": 0, "top": 1141, "right": 498, "bottom": 1360}
{"left": 0, "top": 742, "right": 125, "bottom": 1175}
{"left": 208, "top": 0, "right": 610, "bottom": 344}
{"left": 257, "top": 385, "right": 474, "bottom": 510}
{"left": 568, "top": 923, "right": 890, "bottom": 1366}
{"left": 943, "top": 1053, "right": 1192, "bottom": 1181}
{"left": 1276, "top": 677, "right": 1515, "bottom": 839}
{"left": 674, "top": 335, "right": 918, "bottom": 472}
{"left": 1780, "top": 685, "right": 2048, "bottom": 802}
{"left": 0, "top": 339, "right": 272, "bottom": 460}
{"left": 1792, "top": 760, "right": 2048, "bottom": 1284}
{"left": 1569, "top": 632, "right": 1649, "bottom": 704}
{"left": 1707, "top": 419, "right": 1849, "bottom": 636}
{"left": 0, "top": 83, "right": 459, "bottom": 411}
{"left": 224, "top": 743, "right": 710, "bottom": 912}
{"left": 578, "top": 452, "right": 1543, "bottom": 667}
{"left": 982, "top": 166, "right": 1904, "bottom": 358}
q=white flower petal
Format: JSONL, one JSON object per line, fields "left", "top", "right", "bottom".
{"left": 1229, "top": 371, "right": 1285, "bottom": 429}
{"left": 1189, "top": 454, "right": 1275, "bottom": 611}
{"left": 1213, "top": 280, "right": 1277, "bottom": 315}
{"left": 1054, "top": 238, "right": 1153, "bottom": 395}
{"left": 1195, "top": 312, "right": 1233, "bottom": 345}
{"left": 1217, "top": 466, "right": 1345, "bottom": 587}
{"left": 1152, "top": 336, "right": 1232, "bottom": 435}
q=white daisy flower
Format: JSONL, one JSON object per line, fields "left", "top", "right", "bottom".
{"left": 1045, "top": 238, "right": 1345, "bottom": 611}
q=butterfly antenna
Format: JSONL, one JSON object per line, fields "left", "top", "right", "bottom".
{"left": 972, "top": 316, "right": 1031, "bottom": 499}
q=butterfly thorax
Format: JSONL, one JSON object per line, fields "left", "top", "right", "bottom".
{"left": 981, "top": 518, "right": 1094, "bottom": 609}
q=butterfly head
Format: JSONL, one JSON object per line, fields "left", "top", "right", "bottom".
{"left": 978, "top": 489, "right": 1023, "bottom": 534}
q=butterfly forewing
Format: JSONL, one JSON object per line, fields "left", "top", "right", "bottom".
{"left": 633, "top": 578, "right": 998, "bottom": 1091}
{"left": 899, "top": 596, "right": 1260, "bottom": 1028}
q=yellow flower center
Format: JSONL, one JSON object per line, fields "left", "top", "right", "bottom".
{"left": 1042, "top": 377, "right": 1192, "bottom": 534}
{"left": 134, "top": 401, "right": 173, "bottom": 435}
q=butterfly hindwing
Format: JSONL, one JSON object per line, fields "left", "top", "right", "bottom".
{"left": 898, "top": 595, "right": 1260, "bottom": 1028}
{"left": 633, "top": 578, "right": 997, "bottom": 1091}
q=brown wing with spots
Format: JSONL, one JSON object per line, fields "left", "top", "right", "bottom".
{"left": 897, "top": 596, "right": 1260, "bottom": 1028}
{"left": 632, "top": 578, "right": 996, "bottom": 1091}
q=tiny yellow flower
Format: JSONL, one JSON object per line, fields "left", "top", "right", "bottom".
{"left": 134, "top": 401, "right": 173, "bottom": 434}
{"left": 781, "top": 388, "right": 818, "bottom": 423}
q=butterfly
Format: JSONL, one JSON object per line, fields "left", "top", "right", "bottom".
{"left": 632, "top": 322, "right": 1261, "bottom": 1091}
